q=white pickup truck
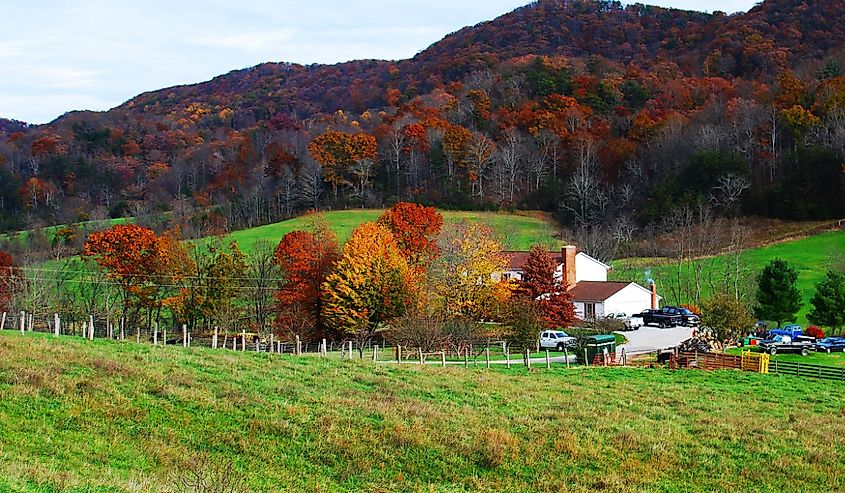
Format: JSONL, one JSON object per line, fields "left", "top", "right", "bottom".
{"left": 539, "top": 330, "right": 578, "bottom": 351}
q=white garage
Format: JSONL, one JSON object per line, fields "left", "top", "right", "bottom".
{"left": 568, "top": 281, "right": 661, "bottom": 320}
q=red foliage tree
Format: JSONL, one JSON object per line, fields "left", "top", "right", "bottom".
{"left": 377, "top": 202, "right": 443, "bottom": 269}
{"left": 273, "top": 223, "right": 340, "bottom": 339}
{"left": 0, "top": 251, "right": 20, "bottom": 312}
{"left": 518, "top": 245, "right": 577, "bottom": 328}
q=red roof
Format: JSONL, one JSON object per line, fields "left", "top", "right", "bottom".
{"left": 567, "top": 281, "right": 631, "bottom": 302}
{"left": 503, "top": 251, "right": 563, "bottom": 270}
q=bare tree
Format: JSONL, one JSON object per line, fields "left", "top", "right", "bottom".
{"left": 245, "top": 240, "right": 278, "bottom": 334}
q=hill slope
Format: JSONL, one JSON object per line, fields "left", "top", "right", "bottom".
{"left": 223, "top": 210, "right": 562, "bottom": 252}
{"left": 613, "top": 229, "right": 845, "bottom": 325}
{"left": 1, "top": 332, "right": 843, "bottom": 492}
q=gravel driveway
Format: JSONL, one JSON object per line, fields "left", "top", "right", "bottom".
{"left": 616, "top": 326, "right": 695, "bottom": 356}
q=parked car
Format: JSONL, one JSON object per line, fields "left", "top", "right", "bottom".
{"left": 539, "top": 330, "right": 578, "bottom": 351}
{"left": 815, "top": 337, "right": 845, "bottom": 353}
{"left": 624, "top": 314, "right": 644, "bottom": 331}
{"left": 659, "top": 306, "right": 701, "bottom": 326}
{"left": 604, "top": 312, "right": 642, "bottom": 331}
{"left": 636, "top": 309, "right": 683, "bottom": 328}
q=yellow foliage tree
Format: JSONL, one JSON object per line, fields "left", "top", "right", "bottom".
{"left": 430, "top": 221, "right": 511, "bottom": 320}
{"left": 322, "top": 222, "right": 415, "bottom": 352}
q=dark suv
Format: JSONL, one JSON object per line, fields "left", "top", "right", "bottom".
{"left": 660, "top": 306, "right": 700, "bottom": 327}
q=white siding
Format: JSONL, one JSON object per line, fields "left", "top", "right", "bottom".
{"left": 604, "top": 284, "right": 660, "bottom": 317}
{"left": 574, "top": 301, "right": 606, "bottom": 320}
{"left": 575, "top": 253, "right": 609, "bottom": 283}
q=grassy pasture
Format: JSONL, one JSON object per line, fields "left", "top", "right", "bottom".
{"left": 0, "top": 332, "right": 843, "bottom": 493}
{"left": 221, "top": 209, "right": 563, "bottom": 252}
{"left": 613, "top": 229, "right": 845, "bottom": 326}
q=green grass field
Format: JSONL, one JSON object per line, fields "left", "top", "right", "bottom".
{"left": 1, "top": 332, "right": 843, "bottom": 493}
{"left": 613, "top": 229, "right": 845, "bottom": 326}
{"left": 222, "top": 210, "right": 562, "bottom": 252}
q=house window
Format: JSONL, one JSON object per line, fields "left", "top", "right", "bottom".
{"left": 584, "top": 303, "right": 596, "bottom": 320}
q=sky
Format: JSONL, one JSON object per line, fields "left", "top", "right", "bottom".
{"left": 0, "top": 1, "right": 758, "bottom": 124}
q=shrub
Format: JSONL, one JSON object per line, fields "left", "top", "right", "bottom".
{"left": 805, "top": 326, "right": 825, "bottom": 339}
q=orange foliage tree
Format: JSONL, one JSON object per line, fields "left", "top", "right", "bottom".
{"left": 308, "top": 130, "right": 378, "bottom": 199}
{"left": 84, "top": 224, "right": 189, "bottom": 322}
{"left": 377, "top": 202, "right": 443, "bottom": 270}
{"left": 273, "top": 223, "right": 340, "bottom": 340}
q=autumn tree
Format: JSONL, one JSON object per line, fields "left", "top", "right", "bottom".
{"left": 0, "top": 251, "right": 20, "bottom": 313}
{"left": 430, "top": 221, "right": 510, "bottom": 320}
{"left": 322, "top": 222, "right": 413, "bottom": 354}
{"left": 377, "top": 202, "right": 443, "bottom": 270}
{"left": 308, "top": 130, "right": 378, "bottom": 200}
{"left": 274, "top": 223, "right": 340, "bottom": 340}
{"left": 517, "top": 245, "right": 577, "bottom": 328}
{"left": 84, "top": 224, "right": 188, "bottom": 325}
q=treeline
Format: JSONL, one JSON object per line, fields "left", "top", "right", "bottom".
{"left": 0, "top": 204, "right": 576, "bottom": 350}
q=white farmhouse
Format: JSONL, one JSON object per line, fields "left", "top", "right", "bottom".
{"left": 502, "top": 246, "right": 662, "bottom": 320}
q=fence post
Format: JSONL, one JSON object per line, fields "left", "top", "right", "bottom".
{"left": 621, "top": 348, "right": 626, "bottom": 366}
{"left": 564, "top": 347, "right": 570, "bottom": 368}
{"left": 136, "top": 326, "right": 140, "bottom": 344}
{"left": 212, "top": 326, "right": 218, "bottom": 349}
{"left": 322, "top": 338, "right": 327, "bottom": 357}
{"left": 584, "top": 348, "right": 588, "bottom": 367}
{"left": 182, "top": 324, "right": 187, "bottom": 348}
{"left": 296, "top": 335, "right": 301, "bottom": 355}
{"left": 1, "top": 311, "right": 6, "bottom": 331}
{"left": 233, "top": 337, "right": 237, "bottom": 351}
{"left": 505, "top": 347, "right": 510, "bottom": 369}
{"left": 397, "top": 345, "right": 402, "bottom": 364}
{"left": 54, "top": 314, "right": 60, "bottom": 337}
{"left": 28, "top": 313, "right": 33, "bottom": 332}
{"left": 486, "top": 348, "right": 491, "bottom": 369}
{"left": 464, "top": 348, "right": 469, "bottom": 368}
{"left": 441, "top": 350, "right": 446, "bottom": 367}
{"left": 20, "top": 311, "right": 25, "bottom": 335}
{"left": 373, "top": 345, "right": 378, "bottom": 362}
{"left": 241, "top": 330, "right": 246, "bottom": 352}
{"left": 120, "top": 318, "right": 125, "bottom": 340}
{"left": 88, "top": 315, "right": 94, "bottom": 340}
{"left": 525, "top": 349, "right": 531, "bottom": 369}
{"left": 546, "top": 350, "right": 551, "bottom": 369}
{"left": 153, "top": 322, "right": 158, "bottom": 345}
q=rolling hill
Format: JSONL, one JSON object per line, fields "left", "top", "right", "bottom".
{"left": 1, "top": 332, "right": 843, "bottom": 492}
{"left": 221, "top": 209, "right": 562, "bottom": 252}
{"left": 612, "top": 228, "right": 845, "bottom": 326}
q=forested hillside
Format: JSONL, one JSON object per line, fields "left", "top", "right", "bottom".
{"left": 1, "top": 0, "right": 844, "bottom": 260}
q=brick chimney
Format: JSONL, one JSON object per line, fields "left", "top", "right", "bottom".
{"left": 650, "top": 282, "right": 658, "bottom": 310}
{"left": 562, "top": 245, "right": 577, "bottom": 289}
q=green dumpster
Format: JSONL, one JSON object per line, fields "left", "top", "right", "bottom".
{"left": 581, "top": 334, "right": 617, "bottom": 364}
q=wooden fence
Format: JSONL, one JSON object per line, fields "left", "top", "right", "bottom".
{"left": 768, "top": 359, "right": 845, "bottom": 382}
